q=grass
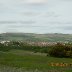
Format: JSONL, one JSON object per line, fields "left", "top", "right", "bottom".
{"left": 0, "top": 50, "right": 72, "bottom": 72}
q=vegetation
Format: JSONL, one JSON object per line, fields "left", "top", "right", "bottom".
{"left": 0, "top": 41, "right": 72, "bottom": 58}
{"left": 0, "top": 35, "right": 72, "bottom": 72}
{"left": 0, "top": 33, "right": 72, "bottom": 42}
{"left": 0, "top": 50, "right": 72, "bottom": 72}
{"left": 48, "top": 43, "right": 72, "bottom": 58}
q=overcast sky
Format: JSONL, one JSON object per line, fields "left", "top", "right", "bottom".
{"left": 0, "top": 0, "right": 72, "bottom": 34}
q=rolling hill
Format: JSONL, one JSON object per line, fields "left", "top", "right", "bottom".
{"left": 0, "top": 33, "right": 72, "bottom": 42}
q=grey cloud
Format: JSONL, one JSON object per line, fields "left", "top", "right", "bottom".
{"left": 62, "top": 26, "right": 72, "bottom": 30}
{"left": 0, "top": 0, "right": 72, "bottom": 34}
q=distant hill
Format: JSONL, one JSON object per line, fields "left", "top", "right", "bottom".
{"left": 0, "top": 33, "right": 72, "bottom": 42}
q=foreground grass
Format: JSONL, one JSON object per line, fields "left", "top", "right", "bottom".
{"left": 0, "top": 50, "right": 72, "bottom": 72}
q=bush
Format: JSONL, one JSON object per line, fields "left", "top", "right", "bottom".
{"left": 48, "top": 43, "right": 72, "bottom": 58}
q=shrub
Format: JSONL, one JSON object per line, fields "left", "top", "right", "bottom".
{"left": 48, "top": 43, "right": 72, "bottom": 58}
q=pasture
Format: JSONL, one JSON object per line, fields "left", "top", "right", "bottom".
{"left": 0, "top": 50, "right": 72, "bottom": 72}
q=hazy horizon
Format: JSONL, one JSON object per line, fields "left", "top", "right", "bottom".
{"left": 0, "top": 0, "right": 72, "bottom": 34}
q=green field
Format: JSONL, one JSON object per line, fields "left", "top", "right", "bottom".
{"left": 0, "top": 50, "right": 72, "bottom": 72}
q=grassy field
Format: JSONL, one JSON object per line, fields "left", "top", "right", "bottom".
{"left": 0, "top": 50, "right": 72, "bottom": 72}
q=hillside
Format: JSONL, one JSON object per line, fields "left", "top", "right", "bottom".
{"left": 0, "top": 33, "right": 72, "bottom": 42}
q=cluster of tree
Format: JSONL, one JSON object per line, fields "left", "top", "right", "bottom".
{"left": 48, "top": 43, "right": 72, "bottom": 58}
{"left": 0, "top": 41, "right": 72, "bottom": 58}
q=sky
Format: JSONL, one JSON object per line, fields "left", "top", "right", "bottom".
{"left": 0, "top": 0, "right": 72, "bottom": 34}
